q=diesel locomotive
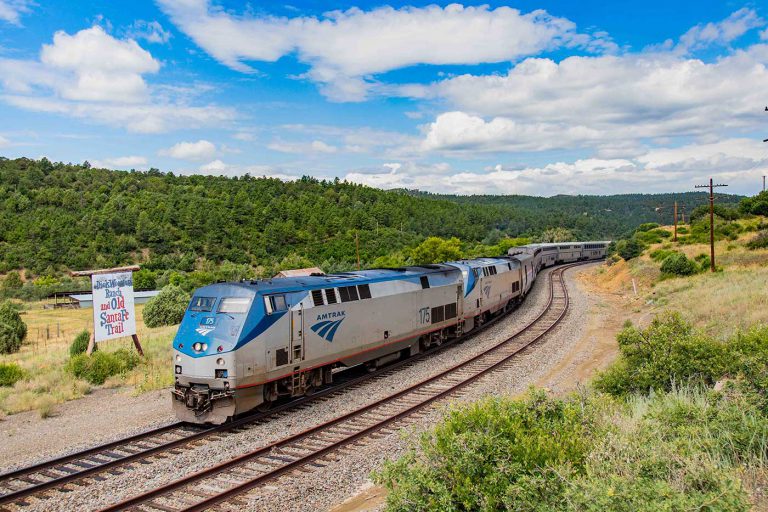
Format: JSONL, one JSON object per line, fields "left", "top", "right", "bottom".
{"left": 171, "top": 241, "right": 608, "bottom": 423}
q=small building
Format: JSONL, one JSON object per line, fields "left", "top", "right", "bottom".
{"left": 273, "top": 267, "right": 325, "bottom": 278}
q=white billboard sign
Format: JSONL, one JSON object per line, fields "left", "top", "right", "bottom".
{"left": 91, "top": 271, "right": 136, "bottom": 342}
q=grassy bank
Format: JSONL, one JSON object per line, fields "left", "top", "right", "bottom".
{"left": 0, "top": 303, "right": 175, "bottom": 417}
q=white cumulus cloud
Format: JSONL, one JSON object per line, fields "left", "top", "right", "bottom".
{"left": 411, "top": 43, "right": 768, "bottom": 155}
{"left": 39, "top": 25, "right": 160, "bottom": 103}
{"left": 0, "top": 26, "right": 235, "bottom": 133}
{"left": 157, "top": 1, "right": 600, "bottom": 101}
{"left": 160, "top": 140, "right": 216, "bottom": 160}
{"left": 345, "top": 138, "right": 768, "bottom": 196}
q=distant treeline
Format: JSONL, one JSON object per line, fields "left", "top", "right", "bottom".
{"left": 0, "top": 157, "right": 743, "bottom": 278}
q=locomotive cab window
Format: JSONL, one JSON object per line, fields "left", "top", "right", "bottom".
{"left": 263, "top": 294, "right": 287, "bottom": 315}
{"left": 219, "top": 297, "right": 251, "bottom": 314}
{"left": 189, "top": 296, "right": 216, "bottom": 312}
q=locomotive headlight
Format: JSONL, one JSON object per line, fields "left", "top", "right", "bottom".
{"left": 193, "top": 342, "right": 203, "bottom": 352}
{"left": 216, "top": 358, "right": 225, "bottom": 366}
{"left": 175, "top": 355, "right": 181, "bottom": 362}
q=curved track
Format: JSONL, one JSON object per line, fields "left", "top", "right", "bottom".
{"left": 0, "top": 265, "right": 558, "bottom": 509}
{"left": 101, "top": 262, "right": 583, "bottom": 512}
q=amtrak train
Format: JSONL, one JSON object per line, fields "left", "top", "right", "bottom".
{"left": 171, "top": 241, "right": 609, "bottom": 423}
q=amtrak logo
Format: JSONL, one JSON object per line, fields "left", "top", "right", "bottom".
{"left": 196, "top": 326, "right": 215, "bottom": 336}
{"left": 483, "top": 285, "right": 492, "bottom": 298}
{"left": 311, "top": 317, "right": 345, "bottom": 342}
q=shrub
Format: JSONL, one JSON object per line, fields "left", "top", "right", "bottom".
{"left": 67, "top": 349, "right": 140, "bottom": 385}
{"left": 375, "top": 391, "right": 600, "bottom": 511}
{"left": 0, "top": 362, "right": 25, "bottom": 386}
{"left": 635, "top": 222, "right": 660, "bottom": 232}
{"left": 143, "top": 285, "right": 190, "bottom": 328}
{"left": 563, "top": 389, "right": 754, "bottom": 512}
{"left": 594, "top": 313, "right": 730, "bottom": 396}
{"left": 747, "top": 231, "right": 768, "bottom": 250}
{"left": 1, "top": 271, "right": 23, "bottom": 290}
{"left": 69, "top": 330, "right": 95, "bottom": 356}
{"left": 616, "top": 238, "right": 644, "bottom": 260}
{"left": 739, "top": 190, "right": 768, "bottom": 216}
{"left": 0, "top": 301, "right": 27, "bottom": 354}
{"left": 659, "top": 252, "right": 698, "bottom": 276}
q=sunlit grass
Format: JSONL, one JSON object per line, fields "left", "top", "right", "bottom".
{"left": 0, "top": 302, "right": 177, "bottom": 416}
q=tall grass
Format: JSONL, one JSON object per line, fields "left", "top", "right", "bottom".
{"left": 0, "top": 302, "right": 176, "bottom": 416}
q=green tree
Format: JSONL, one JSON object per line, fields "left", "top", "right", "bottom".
{"left": 0, "top": 301, "right": 27, "bottom": 354}
{"left": 411, "top": 237, "right": 463, "bottom": 265}
{"left": 133, "top": 269, "right": 157, "bottom": 290}
{"left": 143, "top": 285, "right": 190, "bottom": 328}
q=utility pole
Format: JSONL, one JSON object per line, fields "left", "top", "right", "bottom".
{"left": 673, "top": 201, "right": 678, "bottom": 242}
{"left": 694, "top": 178, "right": 728, "bottom": 272}
{"left": 763, "top": 175, "right": 766, "bottom": 192}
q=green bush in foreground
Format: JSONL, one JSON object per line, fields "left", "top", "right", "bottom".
{"left": 377, "top": 388, "right": 754, "bottom": 512}
{"left": 143, "top": 285, "right": 190, "bottom": 328}
{"left": 67, "top": 349, "right": 140, "bottom": 385}
{"left": 375, "top": 391, "right": 602, "bottom": 511}
{"left": 0, "top": 301, "right": 27, "bottom": 354}
{"left": 594, "top": 313, "right": 730, "bottom": 396}
{"left": 69, "top": 330, "right": 95, "bottom": 356}
{"left": 0, "top": 362, "right": 26, "bottom": 386}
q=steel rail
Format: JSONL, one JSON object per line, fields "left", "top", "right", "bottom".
{"left": 0, "top": 264, "right": 548, "bottom": 508}
{"left": 101, "top": 262, "right": 585, "bottom": 512}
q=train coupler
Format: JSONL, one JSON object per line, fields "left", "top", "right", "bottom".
{"left": 172, "top": 384, "right": 235, "bottom": 417}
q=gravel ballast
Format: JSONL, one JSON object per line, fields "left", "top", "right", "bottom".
{"left": 4, "top": 264, "right": 598, "bottom": 512}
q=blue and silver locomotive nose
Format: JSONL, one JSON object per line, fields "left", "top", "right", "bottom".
{"left": 171, "top": 283, "right": 257, "bottom": 422}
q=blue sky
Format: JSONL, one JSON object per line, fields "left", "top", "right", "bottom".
{"left": 0, "top": 1, "right": 767, "bottom": 196}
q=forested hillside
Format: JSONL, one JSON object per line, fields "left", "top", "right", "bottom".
{"left": 0, "top": 157, "right": 742, "bottom": 277}
{"left": 413, "top": 191, "right": 738, "bottom": 238}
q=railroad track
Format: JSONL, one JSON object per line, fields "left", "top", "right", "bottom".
{"left": 99, "top": 262, "right": 584, "bottom": 512}
{"left": 0, "top": 265, "right": 563, "bottom": 510}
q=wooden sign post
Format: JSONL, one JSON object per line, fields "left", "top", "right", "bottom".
{"left": 71, "top": 265, "right": 144, "bottom": 356}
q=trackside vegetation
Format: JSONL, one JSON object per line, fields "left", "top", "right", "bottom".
{"left": 377, "top": 314, "right": 768, "bottom": 511}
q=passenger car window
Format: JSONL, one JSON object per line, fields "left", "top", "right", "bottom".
{"left": 218, "top": 297, "right": 251, "bottom": 314}
{"left": 189, "top": 296, "right": 215, "bottom": 312}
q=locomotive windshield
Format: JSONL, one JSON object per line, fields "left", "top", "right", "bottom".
{"left": 218, "top": 297, "right": 250, "bottom": 314}
{"left": 189, "top": 296, "right": 215, "bottom": 312}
